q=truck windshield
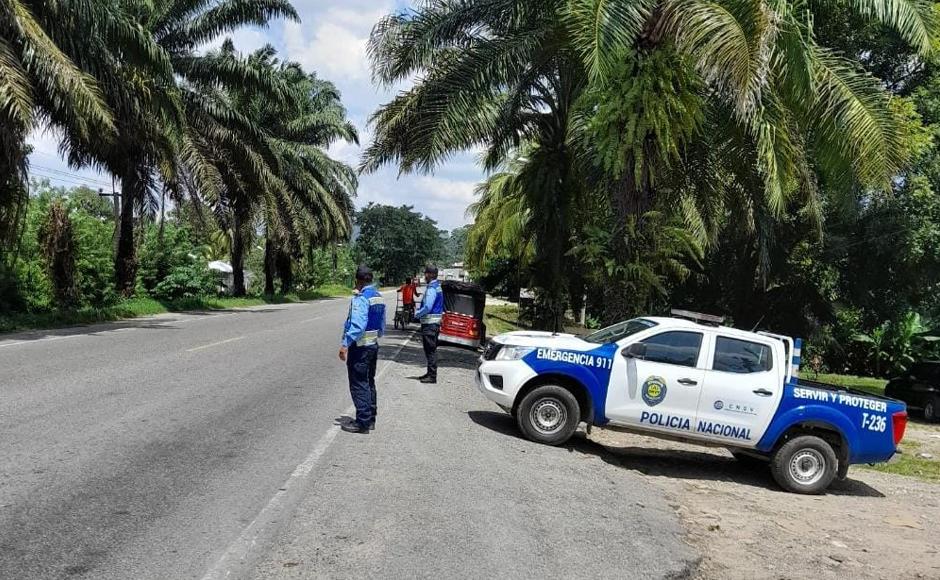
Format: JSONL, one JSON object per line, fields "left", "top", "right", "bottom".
{"left": 584, "top": 318, "right": 657, "bottom": 344}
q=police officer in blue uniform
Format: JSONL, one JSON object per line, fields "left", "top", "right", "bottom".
{"left": 338, "top": 265, "right": 386, "bottom": 433}
{"left": 413, "top": 264, "right": 444, "bottom": 384}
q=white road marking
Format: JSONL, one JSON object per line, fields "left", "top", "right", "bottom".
{"left": 300, "top": 316, "right": 323, "bottom": 323}
{"left": 0, "top": 334, "right": 83, "bottom": 349}
{"left": 186, "top": 337, "right": 245, "bottom": 353}
{"left": 199, "top": 331, "right": 416, "bottom": 580}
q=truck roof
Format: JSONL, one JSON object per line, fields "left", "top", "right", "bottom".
{"left": 644, "top": 317, "right": 783, "bottom": 343}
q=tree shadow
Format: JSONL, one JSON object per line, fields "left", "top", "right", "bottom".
{"left": 466, "top": 410, "right": 886, "bottom": 498}
{"left": 378, "top": 329, "right": 481, "bottom": 372}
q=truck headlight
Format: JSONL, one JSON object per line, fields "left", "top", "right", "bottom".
{"left": 495, "top": 345, "right": 535, "bottom": 361}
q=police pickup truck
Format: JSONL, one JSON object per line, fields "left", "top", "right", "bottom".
{"left": 476, "top": 311, "right": 908, "bottom": 494}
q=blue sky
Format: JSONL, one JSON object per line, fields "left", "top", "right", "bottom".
{"left": 27, "top": 0, "right": 481, "bottom": 232}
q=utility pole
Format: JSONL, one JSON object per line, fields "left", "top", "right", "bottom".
{"left": 98, "top": 175, "right": 120, "bottom": 256}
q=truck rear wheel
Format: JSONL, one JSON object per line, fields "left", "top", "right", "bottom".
{"left": 924, "top": 398, "right": 938, "bottom": 423}
{"left": 516, "top": 385, "right": 580, "bottom": 446}
{"left": 770, "top": 435, "right": 838, "bottom": 494}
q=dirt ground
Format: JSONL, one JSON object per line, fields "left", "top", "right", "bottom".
{"left": 588, "top": 423, "right": 940, "bottom": 580}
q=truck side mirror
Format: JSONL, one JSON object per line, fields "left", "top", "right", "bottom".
{"left": 622, "top": 343, "right": 647, "bottom": 360}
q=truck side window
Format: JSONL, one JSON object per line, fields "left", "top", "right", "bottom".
{"left": 640, "top": 332, "right": 703, "bottom": 367}
{"left": 713, "top": 336, "right": 772, "bottom": 373}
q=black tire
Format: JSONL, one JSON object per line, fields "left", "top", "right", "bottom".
{"left": 393, "top": 316, "right": 400, "bottom": 330}
{"left": 730, "top": 449, "right": 768, "bottom": 468}
{"left": 925, "top": 398, "right": 939, "bottom": 423}
{"left": 516, "top": 385, "right": 580, "bottom": 446}
{"left": 770, "top": 435, "right": 838, "bottom": 494}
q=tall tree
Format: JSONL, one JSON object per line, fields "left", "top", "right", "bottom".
{"left": 365, "top": 0, "right": 936, "bottom": 324}
{"left": 58, "top": 0, "right": 298, "bottom": 296}
{"left": 355, "top": 204, "right": 445, "bottom": 284}
{"left": 0, "top": 0, "right": 164, "bottom": 262}
{"left": 183, "top": 44, "right": 357, "bottom": 296}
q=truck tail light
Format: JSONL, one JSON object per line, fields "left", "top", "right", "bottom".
{"left": 892, "top": 411, "right": 908, "bottom": 447}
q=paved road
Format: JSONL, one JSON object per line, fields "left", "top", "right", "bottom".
{"left": 0, "top": 298, "right": 697, "bottom": 579}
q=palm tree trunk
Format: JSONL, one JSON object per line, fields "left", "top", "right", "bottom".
{"left": 276, "top": 249, "right": 293, "bottom": 294}
{"left": 605, "top": 153, "right": 654, "bottom": 323}
{"left": 115, "top": 168, "right": 140, "bottom": 297}
{"left": 263, "top": 235, "right": 276, "bottom": 296}
{"left": 231, "top": 214, "right": 247, "bottom": 297}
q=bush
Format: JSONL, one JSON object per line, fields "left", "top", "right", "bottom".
{"left": 71, "top": 209, "right": 118, "bottom": 308}
{"left": 151, "top": 263, "right": 217, "bottom": 301}
{"left": 139, "top": 223, "right": 202, "bottom": 294}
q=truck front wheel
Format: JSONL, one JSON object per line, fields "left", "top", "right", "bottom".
{"left": 516, "top": 385, "right": 580, "bottom": 446}
{"left": 770, "top": 435, "right": 838, "bottom": 494}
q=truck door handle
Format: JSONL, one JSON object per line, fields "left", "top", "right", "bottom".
{"left": 753, "top": 388, "right": 773, "bottom": 397}
{"left": 678, "top": 378, "right": 698, "bottom": 386}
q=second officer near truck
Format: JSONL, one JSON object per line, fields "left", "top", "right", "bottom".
{"left": 414, "top": 265, "right": 444, "bottom": 384}
{"left": 338, "top": 265, "right": 386, "bottom": 433}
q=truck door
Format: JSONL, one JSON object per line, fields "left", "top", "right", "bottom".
{"left": 606, "top": 330, "right": 706, "bottom": 437}
{"left": 695, "top": 335, "right": 783, "bottom": 447}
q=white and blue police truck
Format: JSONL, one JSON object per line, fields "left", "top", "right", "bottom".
{"left": 476, "top": 311, "right": 908, "bottom": 494}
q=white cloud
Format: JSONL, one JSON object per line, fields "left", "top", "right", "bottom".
{"left": 357, "top": 172, "right": 477, "bottom": 231}
{"left": 283, "top": 4, "right": 391, "bottom": 82}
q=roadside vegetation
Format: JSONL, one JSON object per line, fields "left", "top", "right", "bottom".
{"left": 866, "top": 438, "right": 940, "bottom": 483}
{"left": 362, "top": 0, "right": 940, "bottom": 383}
{"left": 484, "top": 304, "right": 525, "bottom": 337}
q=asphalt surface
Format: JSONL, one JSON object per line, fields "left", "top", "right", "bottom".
{"left": 0, "top": 297, "right": 697, "bottom": 579}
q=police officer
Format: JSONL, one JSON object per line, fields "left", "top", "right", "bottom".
{"left": 338, "top": 265, "right": 386, "bottom": 433}
{"left": 413, "top": 264, "right": 443, "bottom": 384}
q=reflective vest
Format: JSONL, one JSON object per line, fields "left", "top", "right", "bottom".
{"left": 420, "top": 280, "right": 445, "bottom": 325}
{"left": 357, "top": 286, "right": 386, "bottom": 346}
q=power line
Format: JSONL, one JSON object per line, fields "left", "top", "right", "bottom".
{"left": 29, "top": 170, "right": 119, "bottom": 192}
{"left": 29, "top": 164, "right": 113, "bottom": 188}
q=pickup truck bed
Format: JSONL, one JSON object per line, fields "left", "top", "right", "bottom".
{"left": 755, "top": 378, "right": 907, "bottom": 465}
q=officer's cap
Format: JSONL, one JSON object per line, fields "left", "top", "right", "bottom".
{"left": 355, "top": 265, "right": 373, "bottom": 280}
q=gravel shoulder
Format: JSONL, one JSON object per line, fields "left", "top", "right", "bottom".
{"left": 590, "top": 426, "right": 940, "bottom": 579}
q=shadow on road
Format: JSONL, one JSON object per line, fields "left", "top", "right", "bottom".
{"left": 467, "top": 409, "right": 886, "bottom": 498}
{"left": 379, "top": 327, "right": 480, "bottom": 373}
{"left": 0, "top": 308, "right": 287, "bottom": 344}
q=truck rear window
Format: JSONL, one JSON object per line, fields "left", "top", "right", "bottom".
{"left": 584, "top": 318, "right": 657, "bottom": 344}
{"left": 713, "top": 336, "right": 772, "bottom": 373}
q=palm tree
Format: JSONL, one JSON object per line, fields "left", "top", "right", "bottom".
{"left": 182, "top": 44, "right": 357, "bottom": 296}
{"left": 59, "top": 0, "right": 298, "bottom": 296}
{"left": 0, "top": 0, "right": 162, "bottom": 260}
{"left": 365, "top": 1, "right": 591, "bottom": 325}
{"left": 364, "top": 0, "right": 936, "bottom": 323}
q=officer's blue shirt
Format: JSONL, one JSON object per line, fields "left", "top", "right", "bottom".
{"left": 415, "top": 281, "right": 441, "bottom": 319}
{"left": 342, "top": 285, "right": 384, "bottom": 347}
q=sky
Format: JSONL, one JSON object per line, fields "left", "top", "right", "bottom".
{"left": 26, "top": 0, "right": 482, "bottom": 232}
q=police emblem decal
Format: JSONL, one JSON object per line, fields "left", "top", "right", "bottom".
{"left": 641, "top": 376, "right": 668, "bottom": 407}
{"left": 714, "top": 400, "right": 724, "bottom": 410}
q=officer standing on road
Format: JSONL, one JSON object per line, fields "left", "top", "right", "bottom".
{"left": 338, "top": 265, "right": 386, "bottom": 433}
{"left": 413, "top": 265, "right": 443, "bottom": 384}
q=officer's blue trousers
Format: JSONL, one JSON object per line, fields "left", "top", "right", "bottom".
{"left": 346, "top": 343, "right": 378, "bottom": 427}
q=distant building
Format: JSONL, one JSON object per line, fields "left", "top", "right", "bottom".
{"left": 440, "top": 262, "right": 469, "bottom": 282}
{"left": 208, "top": 261, "right": 254, "bottom": 294}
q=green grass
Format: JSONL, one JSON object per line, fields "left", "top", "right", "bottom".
{"left": 863, "top": 440, "right": 940, "bottom": 483}
{"left": 804, "top": 373, "right": 888, "bottom": 396}
{"left": 0, "top": 285, "right": 352, "bottom": 334}
{"left": 485, "top": 304, "right": 524, "bottom": 336}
